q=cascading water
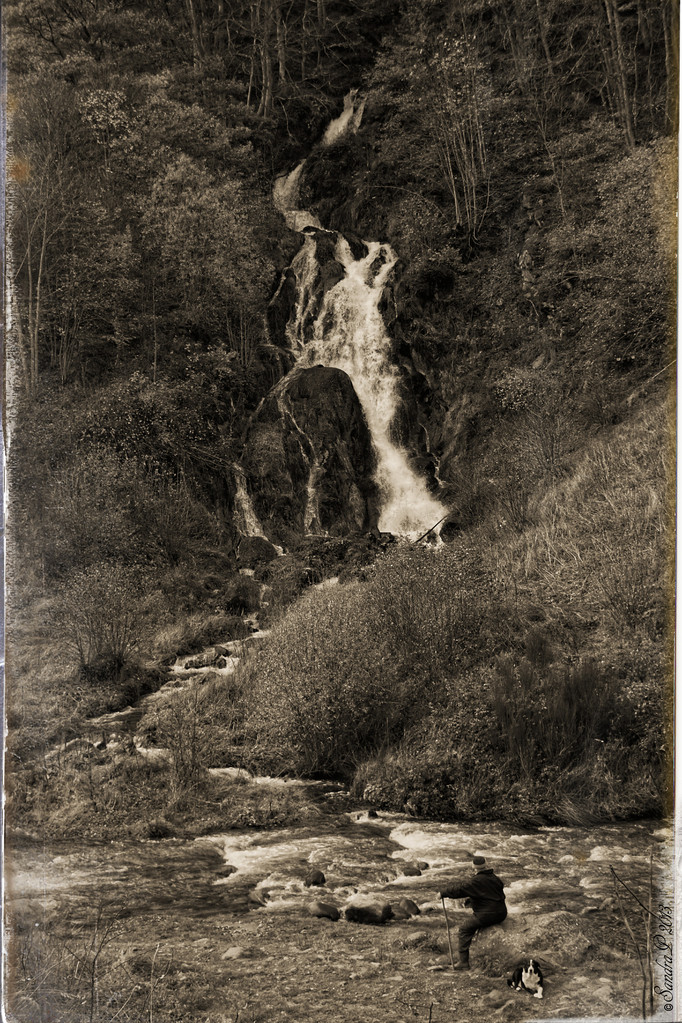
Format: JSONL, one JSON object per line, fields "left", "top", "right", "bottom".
{"left": 274, "top": 94, "right": 446, "bottom": 536}
{"left": 232, "top": 463, "right": 270, "bottom": 540}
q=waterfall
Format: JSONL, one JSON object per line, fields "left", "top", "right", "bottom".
{"left": 274, "top": 95, "right": 446, "bottom": 537}
{"left": 322, "top": 89, "right": 366, "bottom": 146}
{"left": 232, "top": 464, "right": 269, "bottom": 540}
{"left": 286, "top": 233, "right": 320, "bottom": 348}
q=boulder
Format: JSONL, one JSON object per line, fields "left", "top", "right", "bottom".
{"left": 184, "top": 651, "right": 219, "bottom": 670}
{"left": 267, "top": 267, "right": 299, "bottom": 349}
{"left": 304, "top": 869, "right": 326, "bottom": 888}
{"left": 416, "top": 861, "right": 430, "bottom": 871}
{"left": 402, "top": 930, "right": 428, "bottom": 948}
{"left": 397, "top": 898, "right": 420, "bottom": 917}
{"left": 237, "top": 535, "right": 279, "bottom": 569}
{"left": 344, "top": 894, "right": 393, "bottom": 926}
{"left": 473, "top": 911, "right": 593, "bottom": 974}
{"left": 400, "top": 864, "right": 422, "bottom": 877}
{"left": 241, "top": 366, "right": 379, "bottom": 540}
{"left": 308, "top": 901, "right": 340, "bottom": 922}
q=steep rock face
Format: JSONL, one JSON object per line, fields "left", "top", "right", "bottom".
{"left": 241, "top": 365, "right": 379, "bottom": 543}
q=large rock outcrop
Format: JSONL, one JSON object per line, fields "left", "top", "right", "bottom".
{"left": 241, "top": 365, "right": 380, "bottom": 543}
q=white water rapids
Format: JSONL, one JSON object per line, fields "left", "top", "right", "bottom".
{"left": 273, "top": 95, "right": 446, "bottom": 536}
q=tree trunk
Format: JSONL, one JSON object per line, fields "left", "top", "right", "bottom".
{"left": 661, "top": 3, "right": 679, "bottom": 134}
{"left": 603, "top": 0, "right": 636, "bottom": 148}
{"left": 9, "top": 280, "right": 30, "bottom": 397}
{"left": 257, "top": 0, "right": 275, "bottom": 116}
{"left": 275, "top": 0, "right": 287, "bottom": 83}
{"left": 185, "top": 0, "right": 204, "bottom": 69}
{"left": 534, "top": 0, "right": 554, "bottom": 76}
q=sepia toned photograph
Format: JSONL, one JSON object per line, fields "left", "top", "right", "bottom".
{"left": 1, "top": 1, "right": 677, "bottom": 1021}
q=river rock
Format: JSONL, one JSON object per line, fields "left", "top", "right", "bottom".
{"left": 248, "top": 889, "right": 268, "bottom": 906}
{"left": 217, "top": 864, "right": 238, "bottom": 878}
{"left": 308, "top": 901, "right": 340, "bottom": 921}
{"left": 344, "top": 894, "right": 393, "bottom": 926}
{"left": 184, "top": 651, "right": 219, "bottom": 670}
{"left": 397, "top": 898, "right": 420, "bottom": 917}
{"left": 416, "top": 861, "right": 429, "bottom": 870}
{"left": 241, "top": 365, "right": 380, "bottom": 540}
{"left": 221, "top": 946, "right": 246, "bottom": 960}
{"left": 400, "top": 864, "right": 422, "bottom": 877}
{"left": 304, "top": 869, "right": 326, "bottom": 887}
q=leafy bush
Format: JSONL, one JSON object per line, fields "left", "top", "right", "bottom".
{"left": 52, "top": 564, "right": 162, "bottom": 672}
{"left": 242, "top": 546, "right": 513, "bottom": 777}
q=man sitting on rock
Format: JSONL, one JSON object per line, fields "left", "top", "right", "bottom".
{"left": 439, "top": 854, "right": 507, "bottom": 970}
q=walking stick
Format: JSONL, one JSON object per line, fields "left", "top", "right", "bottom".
{"left": 441, "top": 895, "right": 455, "bottom": 971}
{"left": 415, "top": 514, "right": 449, "bottom": 545}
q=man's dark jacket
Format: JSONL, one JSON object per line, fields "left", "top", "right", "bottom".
{"left": 440, "top": 868, "right": 506, "bottom": 916}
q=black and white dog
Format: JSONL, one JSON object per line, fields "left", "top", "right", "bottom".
{"left": 507, "top": 959, "right": 544, "bottom": 999}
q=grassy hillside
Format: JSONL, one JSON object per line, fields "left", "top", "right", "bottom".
{"left": 229, "top": 390, "right": 673, "bottom": 823}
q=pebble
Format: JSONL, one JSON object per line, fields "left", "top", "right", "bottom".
{"left": 221, "top": 946, "right": 245, "bottom": 960}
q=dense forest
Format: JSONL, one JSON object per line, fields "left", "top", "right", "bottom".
{"left": 5, "top": 0, "right": 677, "bottom": 834}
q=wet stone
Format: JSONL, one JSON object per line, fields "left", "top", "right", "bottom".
{"left": 389, "top": 903, "right": 412, "bottom": 920}
{"left": 397, "top": 897, "right": 420, "bottom": 917}
{"left": 401, "top": 864, "right": 422, "bottom": 877}
{"left": 344, "top": 895, "right": 393, "bottom": 925}
{"left": 308, "top": 901, "right": 340, "bottom": 921}
{"left": 304, "top": 869, "right": 326, "bottom": 887}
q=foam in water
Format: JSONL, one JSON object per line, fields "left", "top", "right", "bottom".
{"left": 305, "top": 240, "right": 447, "bottom": 534}
{"left": 273, "top": 163, "right": 321, "bottom": 233}
{"left": 322, "top": 89, "right": 366, "bottom": 146}
{"left": 232, "top": 464, "right": 269, "bottom": 539}
{"left": 287, "top": 234, "right": 320, "bottom": 349}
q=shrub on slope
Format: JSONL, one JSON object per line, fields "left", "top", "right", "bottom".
{"left": 242, "top": 392, "right": 671, "bottom": 822}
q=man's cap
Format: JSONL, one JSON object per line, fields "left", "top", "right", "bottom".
{"left": 472, "top": 854, "right": 487, "bottom": 866}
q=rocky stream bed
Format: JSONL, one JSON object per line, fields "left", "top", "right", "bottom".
{"left": 6, "top": 631, "right": 675, "bottom": 1022}
{"left": 6, "top": 801, "right": 674, "bottom": 1023}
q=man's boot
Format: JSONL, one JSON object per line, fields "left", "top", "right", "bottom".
{"left": 453, "top": 951, "right": 470, "bottom": 970}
